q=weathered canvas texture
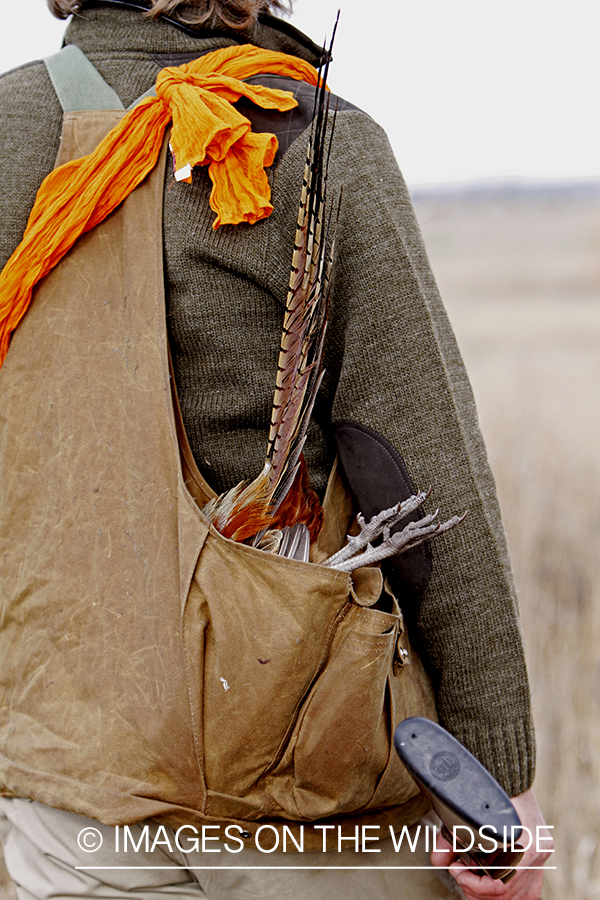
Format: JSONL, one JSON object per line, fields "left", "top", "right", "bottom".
{"left": 0, "top": 108, "right": 436, "bottom": 845}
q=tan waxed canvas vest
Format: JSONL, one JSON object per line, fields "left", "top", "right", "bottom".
{"left": 0, "top": 54, "right": 437, "bottom": 849}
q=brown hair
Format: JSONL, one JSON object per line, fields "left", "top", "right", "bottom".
{"left": 47, "top": 0, "right": 292, "bottom": 29}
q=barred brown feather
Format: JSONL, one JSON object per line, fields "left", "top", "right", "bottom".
{"left": 202, "top": 23, "right": 338, "bottom": 547}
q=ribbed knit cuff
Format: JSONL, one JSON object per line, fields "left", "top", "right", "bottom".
{"left": 452, "top": 719, "right": 536, "bottom": 799}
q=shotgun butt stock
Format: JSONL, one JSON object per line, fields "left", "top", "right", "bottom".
{"left": 394, "top": 717, "right": 524, "bottom": 884}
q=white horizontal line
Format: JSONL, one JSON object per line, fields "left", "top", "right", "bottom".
{"left": 75, "top": 866, "right": 557, "bottom": 871}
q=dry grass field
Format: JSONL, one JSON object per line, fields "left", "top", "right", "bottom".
{"left": 1, "top": 183, "right": 599, "bottom": 896}
{"left": 413, "top": 182, "right": 600, "bottom": 899}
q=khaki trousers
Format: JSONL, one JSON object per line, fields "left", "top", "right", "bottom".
{"left": 0, "top": 798, "right": 460, "bottom": 899}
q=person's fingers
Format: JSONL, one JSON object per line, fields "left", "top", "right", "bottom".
{"left": 429, "top": 832, "right": 458, "bottom": 868}
{"left": 448, "top": 859, "right": 546, "bottom": 900}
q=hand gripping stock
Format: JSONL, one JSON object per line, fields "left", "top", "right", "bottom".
{"left": 394, "top": 718, "right": 525, "bottom": 884}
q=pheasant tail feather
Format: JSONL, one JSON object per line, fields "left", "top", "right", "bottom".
{"left": 203, "top": 20, "right": 339, "bottom": 546}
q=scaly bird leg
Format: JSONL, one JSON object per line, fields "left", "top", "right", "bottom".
{"left": 326, "top": 512, "right": 466, "bottom": 573}
{"left": 323, "top": 494, "right": 466, "bottom": 573}
{"left": 323, "top": 490, "right": 431, "bottom": 568}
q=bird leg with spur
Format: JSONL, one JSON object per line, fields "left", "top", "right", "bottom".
{"left": 323, "top": 496, "right": 466, "bottom": 573}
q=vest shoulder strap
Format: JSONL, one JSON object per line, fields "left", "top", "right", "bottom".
{"left": 43, "top": 44, "right": 125, "bottom": 112}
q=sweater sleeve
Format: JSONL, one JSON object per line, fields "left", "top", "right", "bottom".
{"left": 318, "top": 110, "right": 534, "bottom": 796}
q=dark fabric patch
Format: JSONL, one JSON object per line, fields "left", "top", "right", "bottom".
{"left": 150, "top": 52, "right": 359, "bottom": 164}
{"left": 334, "top": 419, "right": 433, "bottom": 598}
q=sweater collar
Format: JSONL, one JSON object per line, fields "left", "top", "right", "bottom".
{"left": 64, "top": 3, "right": 325, "bottom": 66}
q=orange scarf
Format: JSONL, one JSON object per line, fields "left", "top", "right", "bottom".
{"left": 0, "top": 45, "right": 321, "bottom": 368}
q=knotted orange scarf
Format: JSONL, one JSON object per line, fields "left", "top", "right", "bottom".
{"left": 0, "top": 44, "right": 321, "bottom": 368}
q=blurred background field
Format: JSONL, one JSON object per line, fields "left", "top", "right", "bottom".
{"left": 1, "top": 180, "right": 598, "bottom": 897}
{"left": 412, "top": 180, "right": 600, "bottom": 899}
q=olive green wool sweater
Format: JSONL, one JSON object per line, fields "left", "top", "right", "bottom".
{"left": 0, "top": 5, "right": 534, "bottom": 796}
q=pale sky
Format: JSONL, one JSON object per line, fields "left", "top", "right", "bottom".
{"left": 2, "top": 0, "right": 599, "bottom": 186}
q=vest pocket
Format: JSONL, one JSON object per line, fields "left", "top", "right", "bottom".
{"left": 182, "top": 525, "right": 352, "bottom": 819}
{"left": 262, "top": 587, "right": 423, "bottom": 820}
{"left": 182, "top": 524, "right": 434, "bottom": 822}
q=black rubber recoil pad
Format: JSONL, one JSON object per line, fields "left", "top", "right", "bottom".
{"left": 394, "top": 717, "right": 522, "bottom": 837}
